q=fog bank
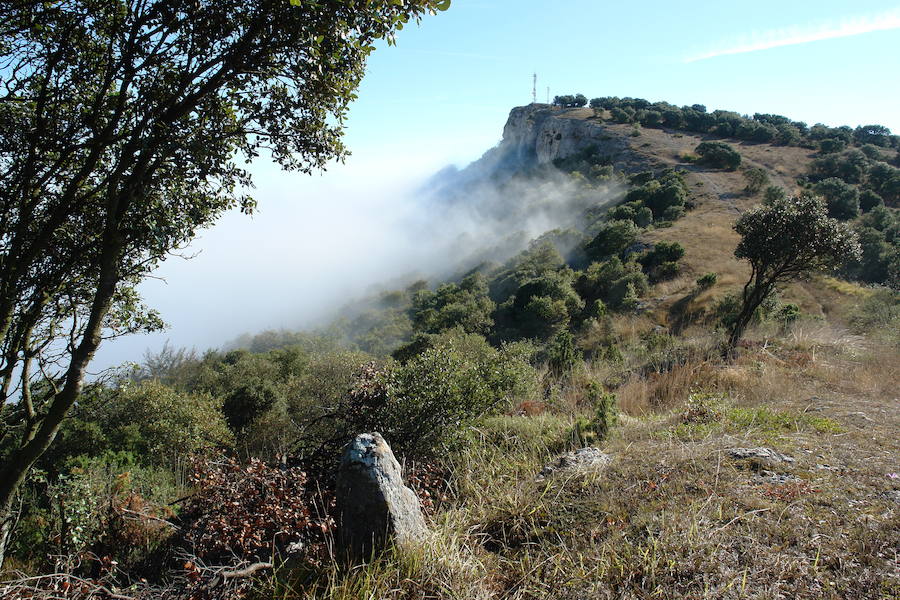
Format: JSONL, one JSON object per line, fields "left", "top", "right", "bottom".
{"left": 92, "top": 142, "right": 620, "bottom": 373}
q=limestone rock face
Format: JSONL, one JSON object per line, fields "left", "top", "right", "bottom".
{"left": 499, "top": 104, "right": 631, "bottom": 167}
{"left": 335, "top": 433, "right": 427, "bottom": 559}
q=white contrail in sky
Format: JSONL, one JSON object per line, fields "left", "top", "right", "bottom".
{"left": 686, "top": 8, "right": 900, "bottom": 62}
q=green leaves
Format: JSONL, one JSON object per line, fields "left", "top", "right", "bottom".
{"left": 729, "top": 194, "right": 861, "bottom": 349}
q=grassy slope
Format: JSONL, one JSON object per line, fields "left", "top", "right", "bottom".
{"left": 270, "top": 332, "right": 898, "bottom": 599}
{"left": 556, "top": 108, "right": 856, "bottom": 327}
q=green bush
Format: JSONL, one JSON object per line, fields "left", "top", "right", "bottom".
{"left": 653, "top": 261, "right": 681, "bottom": 281}
{"left": 575, "top": 258, "right": 649, "bottom": 310}
{"left": 813, "top": 178, "right": 860, "bottom": 220}
{"left": 585, "top": 220, "right": 638, "bottom": 259}
{"left": 295, "top": 333, "right": 539, "bottom": 467}
{"left": 743, "top": 167, "right": 769, "bottom": 195}
{"left": 776, "top": 303, "right": 801, "bottom": 326}
{"left": 640, "top": 241, "right": 685, "bottom": 282}
{"left": 695, "top": 141, "right": 742, "bottom": 170}
{"left": 547, "top": 330, "right": 579, "bottom": 377}
{"left": 696, "top": 272, "right": 718, "bottom": 290}
{"left": 59, "top": 381, "right": 234, "bottom": 471}
{"left": 411, "top": 273, "right": 495, "bottom": 335}
{"left": 848, "top": 288, "right": 900, "bottom": 338}
{"left": 574, "top": 384, "right": 618, "bottom": 444}
{"left": 818, "top": 138, "right": 847, "bottom": 154}
{"left": 763, "top": 186, "right": 787, "bottom": 204}
{"left": 13, "top": 455, "right": 176, "bottom": 571}
{"left": 859, "top": 189, "right": 884, "bottom": 212}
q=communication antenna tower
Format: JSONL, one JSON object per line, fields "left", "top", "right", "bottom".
{"left": 532, "top": 72, "right": 537, "bottom": 104}
{"left": 546, "top": 87, "right": 550, "bottom": 104}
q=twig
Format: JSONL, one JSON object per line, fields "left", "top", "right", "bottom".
{"left": 120, "top": 507, "right": 180, "bottom": 529}
{"left": 712, "top": 508, "right": 770, "bottom": 534}
{"left": 219, "top": 561, "right": 273, "bottom": 580}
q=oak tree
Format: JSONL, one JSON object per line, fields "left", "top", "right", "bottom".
{"left": 727, "top": 195, "right": 860, "bottom": 352}
{"left": 0, "top": 0, "right": 449, "bottom": 564}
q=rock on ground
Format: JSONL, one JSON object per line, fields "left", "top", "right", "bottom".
{"left": 727, "top": 447, "right": 795, "bottom": 464}
{"left": 335, "top": 432, "right": 427, "bottom": 559}
{"left": 537, "top": 447, "right": 612, "bottom": 481}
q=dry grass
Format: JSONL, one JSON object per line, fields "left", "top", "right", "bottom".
{"left": 268, "top": 321, "right": 899, "bottom": 599}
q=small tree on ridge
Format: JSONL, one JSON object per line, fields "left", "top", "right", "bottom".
{"left": 727, "top": 195, "right": 860, "bottom": 353}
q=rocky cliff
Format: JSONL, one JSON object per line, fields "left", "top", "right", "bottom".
{"left": 498, "top": 104, "right": 631, "bottom": 167}
{"left": 423, "top": 104, "right": 643, "bottom": 203}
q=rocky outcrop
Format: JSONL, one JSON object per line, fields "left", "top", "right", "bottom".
{"left": 537, "top": 447, "right": 612, "bottom": 481}
{"left": 498, "top": 104, "right": 631, "bottom": 167}
{"left": 335, "top": 433, "right": 427, "bottom": 559}
{"left": 727, "top": 447, "right": 795, "bottom": 464}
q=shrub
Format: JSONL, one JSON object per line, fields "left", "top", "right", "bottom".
{"left": 661, "top": 205, "right": 685, "bottom": 221}
{"left": 14, "top": 455, "right": 176, "bottom": 572}
{"left": 764, "top": 185, "right": 787, "bottom": 204}
{"left": 848, "top": 288, "right": 900, "bottom": 336}
{"left": 859, "top": 189, "right": 885, "bottom": 212}
{"left": 574, "top": 383, "right": 618, "bottom": 444}
{"left": 640, "top": 241, "right": 685, "bottom": 282}
{"left": 695, "top": 141, "right": 742, "bottom": 170}
{"left": 575, "top": 258, "right": 649, "bottom": 310}
{"left": 505, "top": 272, "right": 584, "bottom": 340}
{"left": 810, "top": 148, "right": 868, "bottom": 184}
{"left": 547, "top": 330, "right": 579, "bottom": 377}
{"left": 641, "top": 241, "right": 685, "bottom": 268}
{"left": 776, "top": 303, "right": 801, "bottom": 326}
{"left": 610, "top": 107, "right": 632, "bottom": 123}
{"left": 585, "top": 220, "right": 638, "bottom": 259}
{"left": 618, "top": 281, "right": 641, "bottom": 311}
{"left": 743, "top": 167, "right": 769, "bottom": 195}
{"left": 295, "top": 333, "right": 539, "bottom": 468}
{"left": 696, "top": 272, "right": 718, "bottom": 290}
{"left": 813, "top": 178, "right": 860, "bottom": 220}
{"left": 634, "top": 206, "right": 654, "bottom": 227}
{"left": 638, "top": 110, "right": 663, "bottom": 127}
{"left": 653, "top": 261, "right": 680, "bottom": 281}
{"left": 681, "top": 392, "right": 724, "bottom": 424}
{"left": 411, "top": 273, "right": 495, "bottom": 335}
{"left": 181, "top": 456, "right": 331, "bottom": 565}
{"left": 96, "top": 381, "right": 233, "bottom": 470}
{"left": 819, "top": 138, "right": 847, "bottom": 154}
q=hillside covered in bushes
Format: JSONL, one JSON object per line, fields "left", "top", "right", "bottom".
{"left": 3, "top": 97, "right": 899, "bottom": 599}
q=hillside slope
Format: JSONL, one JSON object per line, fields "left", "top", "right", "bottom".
{"left": 481, "top": 103, "right": 880, "bottom": 327}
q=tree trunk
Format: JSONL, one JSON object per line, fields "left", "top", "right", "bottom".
{"left": 725, "top": 282, "right": 772, "bottom": 359}
{"left": 0, "top": 504, "right": 13, "bottom": 568}
{"left": 0, "top": 240, "right": 120, "bottom": 568}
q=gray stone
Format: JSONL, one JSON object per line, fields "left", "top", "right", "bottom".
{"left": 335, "top": 433, "right": 427, "bottom": 559}
{"left": 881, "top": 490, "right": 900, "bottom": 503}
{"left": 727, "top": 447, "right": 795, "bottom": 464}
{"left": 500, "top": 105, "right": 632, "bottom": 168}
{"left": 752, "top": 470, "right": 799, "bottom": 484}
{"left": 537, "top": 447, "right": 612, "bottom": 481}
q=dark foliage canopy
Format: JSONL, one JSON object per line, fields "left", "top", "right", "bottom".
{"left": 0, "top": 0, "right": 449, "bottom": 565}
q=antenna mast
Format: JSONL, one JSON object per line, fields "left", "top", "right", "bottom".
{"left": 532, "top": 72, "right": 537, "bottom": 103}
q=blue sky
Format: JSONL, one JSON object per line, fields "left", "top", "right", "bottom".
{"left": 345, "top": 0, "right": 900, "bottom": 166}
{"left": 94, "top": 0, "right": 900, "bottom": 370}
